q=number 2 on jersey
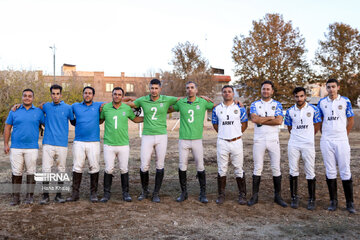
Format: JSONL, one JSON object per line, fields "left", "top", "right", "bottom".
{"left": 188, "top": 109, "right": 194, "bottom": 123}
{"left": 151, "top": 107, "right": 158, "bottom": 120}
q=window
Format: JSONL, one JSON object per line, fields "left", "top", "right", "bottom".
{"left": 106, "top": 83, "right": 114, "bottom": 92}
{"left": 126, "top": 83, "right": 134, "bottom": 93}
{"left": 83, "top": 83, "right": 91, "bottom": 87}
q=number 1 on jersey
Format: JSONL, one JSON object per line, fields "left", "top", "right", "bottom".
{"left": 113, "top": 116, "right": 118, "bottom": 129}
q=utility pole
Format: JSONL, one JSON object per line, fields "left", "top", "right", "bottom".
{"left": 49, "top": 44, "right": 56, "bottom": 82}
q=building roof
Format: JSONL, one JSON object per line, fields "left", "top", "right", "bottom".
{"left": 212, "top": 75, "right": 231, "bottom": 82}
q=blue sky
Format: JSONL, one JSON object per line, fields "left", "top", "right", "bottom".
{"left": 0, "top": 0, "right": 359, "bottom": 81}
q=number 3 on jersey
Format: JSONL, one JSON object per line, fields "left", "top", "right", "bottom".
{"left": 151, "top": 107, "right": 158, "bottom": 120}
{"left": 188, "top": 109, "right": 194, "bottom": 123}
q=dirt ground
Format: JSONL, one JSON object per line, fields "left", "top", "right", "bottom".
{"left": 0, "top": 122, "right": 360, "bottom": 239}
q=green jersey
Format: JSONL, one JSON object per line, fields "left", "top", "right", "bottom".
{"left": 100, "top": 102, "right": 135, "bottom": 146}
{"left": 173, "top": 97, "right": 214, "bottom": 140}
{"left": 133, "top": 95, "right": 178, "bottom": 135}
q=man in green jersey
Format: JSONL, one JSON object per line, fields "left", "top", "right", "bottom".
{"left": 99, "top": 87, "right": 143, "bottom": 203}
{"left": 172, "top": 81, "right": 214, "bottom": 203}
{"left": 127, "top": 79, "right": 180, "bottom": 203}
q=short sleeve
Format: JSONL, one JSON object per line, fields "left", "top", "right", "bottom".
{"left": 274, "top": 102, "right": 284, "bottom": 117}
{"left": 68, "top": 106, "right": 75, "bottom": 120}
{"left": 317, "top": 100, "right": 324, "bottom": 118}
{"left": 284, "top": 109, "right": 292, "bottom": 126}
{"left": 211, "top": 108, "right": 218, "bottom": 125}
{"left": 5, "top": 111, "right": 14, "bottom": 125}
{"left": 166, "top": 96, "right": 178, "bottom": 105}
{"left": 173, "top": 101, "right": 180, "bottom": 112}
{"left": 240, "top": 106, "right": 248, "bottom": 122}
{"left": 205, "top": 101, "right": 214, "bottom": 110}
{"left": 250, "top": 102, "right": 257, "bottom": 115}
{"left": 100, "top": 107, "right": 105, "bottom": 120}
{"left": 40, "top": 111, "right": 45, "bottom": 124}
{"left": 312, "top": 106, "right": 322, "bottom": 123}
{"left": 345, "top": 98, "right": 354, "bottom": 118}
{"left": 128, "top": 107, "right": 136, "bottom": 120}
{"left": 133, "top": 98, "right": 141, "bottom": 108}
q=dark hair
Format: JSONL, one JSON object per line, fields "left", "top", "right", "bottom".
{"left": 22, "top": 88, "right": 34, "bottom": 96}
{"left": 185, "top": 81, "right": 198, "bottom": 88}
{"left": 261, "top": 80, "right": 274, "bottom": 89}
{"left": 150, "top": 79, "right": 161, "bottom": 87}
{"left": 293, "top": 87, "right": 306, "bottom": 95}
{"left": 326, "top": 78, "right": 339, "bottom": 86}
{"left": 50, "top": 84, "right": 62, "bottom": 93}
{"left": 112, "top": 87, "right": 124, "bottom": 95}
{"left": 83, "top": 86, "right": 95, "bottom": 95}
{"left": 222, "top": 85, "right": 234, "bottom": 92}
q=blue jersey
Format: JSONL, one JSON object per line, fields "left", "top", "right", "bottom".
{"left": 42, "top": 101, "right": 74, "bottom": 147}
{"left": 72, "top": 101, "right": 104, "bottom": 142}
{"left": 6, "top": 105, "right": 44, "bottom": 149}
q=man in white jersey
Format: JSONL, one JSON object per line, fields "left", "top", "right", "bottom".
{"left": 212, "top": 85, "right": 248, "bottom": 204}
{"left": 318, "top": 79, "right": 355, "bottom": 213}
{"left": 284, "top": 87, "right": 322, "bottom": 210}
{"left": 247, "top": 80, "right": 287, "bottom": 207}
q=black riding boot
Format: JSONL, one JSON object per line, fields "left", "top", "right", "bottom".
{"left": 273, "top": 175, "right": 287, "bottom": 207}
{"left": 152, "top": 169, "right": 164, "bottom": 203}
{"left": 66, "top": 172, "right": 82, "bottom": 202}
{"left": 342, "top": 178, "right": 356, "bottom": 214}
{"left": 247, "top": 175, "right": 261, "bottom": 206}
{"left": 100, "top": 173, "right": 113, "bottom": 203}
{"left": 307, "top": 178, "right": 316, "bottom": 210}
{"left": 326, "top": 177, "right": 338, "bottom": 211}
{"left": 176, "top": 169, "right": 188, "bottom": 202}
{"left": 289, "top": 175, "right": 299, "bottom": 209}
{"left": 121, "top": 172, "right": 132, "bottom": 202}
{"left": 216, "top": 174, "right": 226, "bottom": 204}
{"left": 138, "top": 170, "right": 150, "bottom": 201}
{"left": 236, "top": 172, "right": 247, "bottom": 205}
{"left": 197, "top": 170, "right": 208, "bottom": 203}
{"left": 89, "top": 172, "right": 99, "bottom": 203}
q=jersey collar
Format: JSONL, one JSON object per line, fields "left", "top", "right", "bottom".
{"left": 20, "top": 104, "right": 35, "bottom": 109}
{"left": 184, "top": 97, "right": 199, "bottom": 104}
{"left": 294, "top": 102, "right": 308, "bottom": 111}
{"left": 326, "top": 95, "right": 341, "bottom": 102}
{"left": 147, "top": 94, "right": 163, "bottom": 102}
{"left": 51, "top": 100, "right": 64, "bottom": 106}
{"left": 260, "top": 98, "right": 273, "bottom": 104}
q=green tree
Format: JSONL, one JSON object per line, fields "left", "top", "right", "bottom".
{"left": 232, "top": 13, "right": 313, "bottom": 104}
{"left": 315, "top": 22, "right": 360, "bottom": 106}
{"left": 163, "top": 41, "right": 215, "bottom": 96}
{"left": 0, "top": 70, "right": 49, "bottom": 133}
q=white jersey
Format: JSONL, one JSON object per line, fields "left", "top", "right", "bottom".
{"left": 212, "top": 102, "right": 248, "bottom": 140}
{"left": 284, "top": 103, "right": 322, "bottom": 147}
{"left": 318, "top": 95, "right": 354, "bottom": 141}
{"left": 250, "top": 99, "right": 283, "bottom": 140}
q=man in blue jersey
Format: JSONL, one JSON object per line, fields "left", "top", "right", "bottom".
{"left": 4, "top": 89, "right": 44, "bottom": 205}
{"left": 38, "top": 84, "right": 74, "bottom": 204}
{"left": 66, "top": 86, "right": 104, "bottom": 203}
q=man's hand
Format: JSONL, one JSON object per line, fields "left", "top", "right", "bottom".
{"left": 4, "top": 144, "right": 10, "bottom": 154}
{"left": 200, "top": 96, "right": 214, "bottom": 103}
{"left": 100, "top": 103, "right": 107, "bottom": 112}
{"left": 11, "top": 104, "right": 21, "bottom": 112}
{"left": 39, "top": 102, "right": 45, "bottom": 110}
{"left": 234, "top": 100, "right": 244, "bottom": 107}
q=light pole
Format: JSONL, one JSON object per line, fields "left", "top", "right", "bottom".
{"left": 49, "top": 44, "right": 56, "bottom": 82}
